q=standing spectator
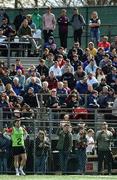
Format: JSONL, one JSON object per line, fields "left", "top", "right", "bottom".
{"left": 35, "top": 130, "right": 50, "bottom": 174}
{"left": 32, "top": 8, "right": 42, "bottom": 30}
{"left": 42, "top": 6, "right": 56, "bottom": 43}
{"left": 96, "top": 122, "right": 113, "bottom": 175}
{"left": 0, "top": 130, "right": 11, "bottom": 174}
{"left": 4, "top": 119, "right": 28, "bottom": 176}
{"left": 57, "top": 124, "right": 73, "bottom": 174}
{"left": 86, "top": 129, "right": 95, "bottom": 155}
{"left": 13, "top": 9, "right": 26, "bottom": 32}
{"left": 75, "top": 128, "right": 87, "bottom": 174}
{"left": 0, "top": 8, "right": 10, "bottom": 26}
{"left": 71, "top": 8, "right": 85, "bottom": 45}
{"left": 89, "top": 11, "right": 101, "bottom": 45}
{"left": 57, "top": 9, "right": 69, "bottom": 49}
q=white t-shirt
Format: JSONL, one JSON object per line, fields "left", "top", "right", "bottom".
{"left": 86, "top": 135, "right": 95, "bottom": 153}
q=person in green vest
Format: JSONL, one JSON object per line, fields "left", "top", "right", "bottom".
{"left": 4, "top": 119, "right": 28, "bottom": 176}
{"left": 32, "top": 8, "right": 42, "bottom": 30}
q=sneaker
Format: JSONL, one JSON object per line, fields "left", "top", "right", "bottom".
{"left": 19, "top": 169, "right": 26, "bottom": 176}
{"left": 16, "top": 172, "right": 20, "bottom": 176}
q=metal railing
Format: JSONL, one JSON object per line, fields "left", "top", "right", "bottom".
{"left": 0, "top": 107, "right": 117, "bottom": 175}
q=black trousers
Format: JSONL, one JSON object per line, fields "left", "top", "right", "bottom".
{"left": 73, "top": 28, "right": 83, "bottom": 45}
{"left": 43, "top": 29, "right": 53, "bottom": 43}
{"left": 59, "top": 31, "right": 68, "bottom": 49}
{"left": 98, "top": 150, "right": 112, "bottom": 174}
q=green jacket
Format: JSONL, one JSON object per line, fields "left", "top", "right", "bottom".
{"left": 57, "top": 130, "right": 73, "bottom": 152}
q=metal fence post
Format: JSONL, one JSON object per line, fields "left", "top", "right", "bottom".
{"left": 0, "top": 108, "right": 3, "bottom": 131}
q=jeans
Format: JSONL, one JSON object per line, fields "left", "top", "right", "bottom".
{"left": 76, "top": 149, "right": 87, "bottom": 174}
{"left": 90, "top": 28, "right": 100, "bottom": 44}
{"left": 59, "top": 150, "right": 70, "bottom": 173}
{"left": 0, "top": 156, "right": 8, "bottom": 173}
{"left": 35, "top": 154, "right": 48, "bottom": 174}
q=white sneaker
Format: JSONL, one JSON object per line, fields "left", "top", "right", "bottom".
{"left": 19, "top": 169, "right": 26, "bottom": 176}
{"left": 16, "top": 172, "right": 20, "bottom": 176}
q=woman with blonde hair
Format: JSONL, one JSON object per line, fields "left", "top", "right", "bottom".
{"left": 35, "top": 130, "right": 50, "bottom": 174}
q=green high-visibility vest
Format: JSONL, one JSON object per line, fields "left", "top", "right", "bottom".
{"left": 11, "top": 127, "right": 24, "bottom": 147}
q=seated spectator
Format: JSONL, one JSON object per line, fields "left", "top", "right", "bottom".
{"left": 59, "top": 114, "right": 71, "bottom": 130}
{"left": 83, "top": 53, "right": 93, "bottom": 69}
{"left": 46, "top": 71, "right": 58, "bottom": 90}
{"left": 110, "top": 36, "right": 117, "bottom": 51}
{"left": 98, "top": 86, "right": 109, "bottom": 108}
{"left": 95, "top": 67, "right": 105, "bottom": 83}
{"left": 15, "top": 59, "right": 25, "bottom": 74}
{"left": 44, "top": 36, "right": 57, "bottom": 54}
{"left": 71, "top": 53, "right": 83, "bottom": 71}
{"left": 110, "top": 77, "right": 117, "bottom": 94}
{"left": 38, "top": 81, "right": 50, "bottom": 106}
{"left": 88, "top": 42, "right": 97, "bottom": 57}
{"left": 9, "top": 64, "right": 17, "bottom": 77}
{"left": 49, "top": 61, "right": 62, "bottom": 80}
{"left": 15, "top": 69, "right": 25, "bottom": 90}
{"left": 82, "top": 48, "right": 91, "bottom": 62}
{"left": 61, "top": 66, "right": 76, "bottom": 89}
{"left": 87, "top": 72, "right": 99, "bottom": 89}
{"left": 9, "top": 90, "right": 18, "bottom": 108}
{"left": 42, "top": 48, "right": 50, "bottom": 60}
{"left": 67, "top": 93, "right": 80, "bottom": 109}
{"left": 5, "top": 83, "right": 15, "bottom": 96}
{"left": 0, "top": 17, "right": 16, "bottom": 39}
{"left": 0, "top": 68, "right": 12, "bottom": 86}
{"left": 26, "top": 14, "right": 36, "bottom": 35}
{"left": 74, "top": 65, "right": 86, "bottom": 82}
{"left": 99, "top": 53, "right": 112, "bottom": 69}
{"left": 61, "top": 58, "right": 74, "bottom": 75}
{"left": 36, "top": 59, "right": 49, "bottom": 81}
{"left": 56, "top": 81, "right": 68, "bottom": 107}
{"left": 67, "top": 42, "right": 84, "bottom": 61}
{"left": 63, "top": 80, "right": 71, "bottom": 94}
{"left": 27, "top": 64, "right": 37, "bottom": 77}
{"left": 18, "top": 18, "right": 40, "bottom": 54}
{"left": 56, "top": 54, "right": 66, "bottom": 68}
{"left": 0, "top": 79, "right": 5, "bottom": 94}
{"left": 23, "top": 87, "right": 38, "bottom": 108}
{"left": 112, "top": 97, "right": 117, "bottom": 117}
{"left": 106, "top": 66, "right": 117, "bottom": 86}
{"left": 112, "top": 55, "right": 117, "bottom": 68}
{"left": 45, "top": 52, "right": 54, "bottom": 69}
{"left": 106, "top": 88, "right": 115, "bottom": 108}
{"left": 21, "top": 103, "right": 34, "bottom": 119}
{"left": 85, "top": 58, "right": 98, "bottom": 75}
{"left": 12, "top": 77, "right": 23, "bottom": 96}
{"left": 75, "top": 76, "right": 89, "bottom": 94}
{"left": 95, "top": 47, "right": 105, "bottom": 66}
{"left": 109, "top": 48, "right": 117, "bottom": 60}
{"left": 0, "top": 28, "right": 8, "bottom": 56}
{"left": 87, "top": 90, "right": 99, "bottom": 109}
{"left": 26, "top": 71, "right": 41, "bottom": 87}
{"left": 96, "top": 78, "right": 107, "bottom": 93}
{"left": 98, "top": 36, "right": 110, "bottom": 52}
{"left": 26, "top": 77, "right": 41, "bottom": 94}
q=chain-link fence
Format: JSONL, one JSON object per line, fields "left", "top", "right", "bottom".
{"left": 0, "top": 107, "right": 117, "bottom": 175}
